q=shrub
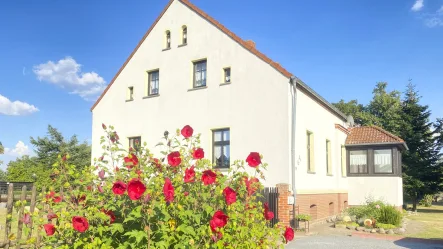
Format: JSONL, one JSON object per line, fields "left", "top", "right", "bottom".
{"left": 419, "top": 194, "right": 433, "bottom": 207}
{"left": 347, "top": 198, "right": 385, "bottom": 220}
{"left": 30, "top": 125, "right": 293, "bottom": 248}
{"left": 295, "top": 214, "right": 311, "bottom": 221}
{"left": 376, "top": 223, "right": 397, "bottom": 230}
{"left": 377, "top": 206, "right": 402, "bottom": 226}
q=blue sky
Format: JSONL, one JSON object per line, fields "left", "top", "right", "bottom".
{"left": 0, "top": 0, "right": 442, "bottom": 168}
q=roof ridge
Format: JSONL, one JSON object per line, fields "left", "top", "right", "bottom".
{"left": 369, "top": 125, "right": 404, "bottom": 143}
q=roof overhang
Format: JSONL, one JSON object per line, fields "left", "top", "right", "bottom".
{"left": 345, "top": 142, "right": 409, "bottom": 151}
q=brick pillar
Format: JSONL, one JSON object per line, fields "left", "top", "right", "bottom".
{"left": 276, "top": 183, "right": 292, "bottom": 227}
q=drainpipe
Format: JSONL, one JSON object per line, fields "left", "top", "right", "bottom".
{"left": 289, "top": 76, "right": 297, "bottom": 228}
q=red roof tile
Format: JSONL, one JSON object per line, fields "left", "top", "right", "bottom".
{"left": 345, "top": 126, "right": 404, "bottom": 145}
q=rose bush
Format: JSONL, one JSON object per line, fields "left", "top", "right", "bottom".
{"left": 31, "top": 125, "right": 293, "bottom": 248}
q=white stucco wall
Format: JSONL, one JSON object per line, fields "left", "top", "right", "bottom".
{"left": 91, "top": 0, "right": 291, "bottom": 186}
{"left": 293, "top": 88, "right": 349, "bottom": 194}
{"left": 348, "top": 177, "right": 403, "bottom": 206}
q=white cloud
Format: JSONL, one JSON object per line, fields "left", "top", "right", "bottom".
{"left": 411, "top": 0, "right": 424, "bottom": 11}
{"left": 425, "top": 17, "right": 443, "bottom": 27}
{"left": 4, "top": 141, "right": 31, "bottom": 157}
{"left": 33, "top": 57, "right": 106, "bottom": 101}
{"left": 0, "top": 94, "right": 39, "bottom": 116}
{"left": 438, "top": 5, "right": 443, "bottom": 13}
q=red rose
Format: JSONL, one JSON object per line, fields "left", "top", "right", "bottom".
{"left": 192, "top": 148, "right": 204, "bottom": 159}
{"left": 72, "top": 216, "right": 89, "bottom": 233}
{"left": 45, "top": 191, "right": 55, "bottom": 200}
{"left": 163, "top": 178, "right": 174, "bottom": 203}
{"left": 263, "top": 202, "right": 274, "bottom": 220}
{"left": 167, "top": 151, "right": 181, "bottom": 167}
{"left": 184, "top": 166, "right": 195, "bottom": 183}
{"left": 43, "top": 223, "right": 56, "bottom": 236}
{"left": 47, "top": 213, "right": 58, "bottom": 220}
{"left": 124, "top": 154, "right": 139, "bottom": 169}
{"left": 284, "top": 227, "right": 294, "bottom": 243}
{"left": 127, "top": 178, "right": 146, "bottom": 200}
{"left": 112, "top": 181, "right": 127, "bottom": 195}
{"left": 184, "top": 191, "right": 189, "bottom": 196}
{"left": 62, "top": 155, "right": 67, "bottom": 161}
{"left": 246, "top": 152, "right": 261, "bottom": 167}
{"left": 102, "top": 209, "right": 116, "bottom": 224}
{"left": 202, "top": 170, "right": 217, "bottom": 185}
{"left": 223, "top": 187, "right": 237, "bottom": 205}
{"left": 243, "top": 177, "right": 260, "bottom": 196}
{"left": 209, "top": 210, "right": 228, "bottom": 232}
{"left": 181, "top": 125, "right": 194, "bottom": 138}
{"left": 53, "top": 195, "right": 62, "bottom": 203}
{"left": 98, "top": 169, "right": 105, "bottom": 179}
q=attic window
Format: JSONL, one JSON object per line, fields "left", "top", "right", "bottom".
{"left": 165, "top": 31, "right": 171, "bottom": 49}
{"left": 182, "top": 26, "right": 187, "bottom": 44}
{"left": 223, "top": 68, "right": 231, "bottom": 83}
{"left": 127, "top": 86, "right": 134, "bottom": 101}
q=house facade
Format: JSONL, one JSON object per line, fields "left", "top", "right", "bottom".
{"left": 90, "top": 0, "right": 404, "bottom": 224}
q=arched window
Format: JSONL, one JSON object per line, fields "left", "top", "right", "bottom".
{"left": 182, "top": 26, "right": 187, "bottom": 44}
{"left": 329, "top": 202, "right": 334, "bottom": 216}
{"left": 344, "top": 201, "right": 348, "bottom": 209}
{"left": 309, "top": 204, "right": 317, "bottom": 220}
{"left": 165, "top": 30, "right": 171, "bottom": 49}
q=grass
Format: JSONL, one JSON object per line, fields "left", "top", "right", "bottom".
{"left": 406, "top": 203, "right": 443, "bottom": 240}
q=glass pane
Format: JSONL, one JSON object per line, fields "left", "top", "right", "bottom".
{"left": 214, "top": 145, "right": 222, "bottom": 167}
{"left": 223, "top": 130, "right": 230, "bottom": 141}
{"left": 222, "top": 145, "right": 230, "bottom": 167}
{"left": 350, "top": 150, "right": 367, "bottom": 174}
{"left": 214, "top": 131, "right": 222, "bottom": 142}
{"left": 374, "top": 149, "right": 393, "bottom": 173}
{"left": 201, "top": 61, "right": 206, "bottom": 70}
{"left": 202, "top": 71, "right": 206, "bottom": 86}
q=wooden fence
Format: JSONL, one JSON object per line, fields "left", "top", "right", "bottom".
{"left": 0, "top": 183, "right": 43, "bottom": 249}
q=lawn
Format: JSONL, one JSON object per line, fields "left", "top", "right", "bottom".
{"left": 406, "top": 203, "right": 443, "bottom": 240}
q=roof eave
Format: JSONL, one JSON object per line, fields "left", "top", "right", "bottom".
{"left": 345, "top": 142, "right": 409, "bottom": 151}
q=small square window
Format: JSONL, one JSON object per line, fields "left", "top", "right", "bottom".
{"left": 148, "top": 70, "right": 159, "bottom": 95}
{"left": 193, "top": 60, "right": 207, "bottom": 88}
{"left": 127, "top": 86, "right": 134, "bottom": 100}
{"left": 213, "top": 128, "right": 230, "bottom": 168}
{"left": 224, "top": 68, "right": 231, "bottom": 83}
{"left": 129, "top": 136, "right": 141, "bottom": 151}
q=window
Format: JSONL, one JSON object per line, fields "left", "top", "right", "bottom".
{"left": 326, "top": 140, "right": 332, "bottom": 175}
{"left": 223, "top": 68, "right": 231, "bottom": 83}
{"left": 349, "top": 150, "right": 368, "bottom": 174}
{"left": 307, "top": 131, "right": 315, "bottom": 172}
{"left": 127, "top": 86, "right": 134, "bottom": 100}
{"left": 129, "top": 136, "right": 141, "bottom": 151}
{"left": 148, "top": 70, "right": 159, "bottom": 95}
{"left": 213, "top": 129, "right": 230, "bottom": 168}
{"left": 193, "top": 60, "right": 207, "bottom": 88}
{"left": 182, "top": 26, "right": 187, "bottom": 44}
{"left": 374, "top": 149, "right": 393, "bottom": 173}
{"left": 165, "top": 31, "right": 171, "bottom": 49}
{"left": 329, "top": 202, "right": 334, "bottom": 216}
{"left": 309, "top": 204, "right": 317, "bottom": 220}
{"left": 341, "top": 145, "right": 346, "bottom": 177}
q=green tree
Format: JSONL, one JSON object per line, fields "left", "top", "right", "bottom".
{"left": 0, "top": 169, "right": 7, "bottom": 181}
{"left": 0, "top": 141, "right": 4, "bottom": 166}
{"left": 333, "top": 99, "right": 380, "bottom": 126}
{"left": 399, "top": 83, "right": 443, "bottom": 210}
{"left": 6, "top": 156, "right": 49, "bottom": 189}
{"left": 30, "top": 125, "right": 91, "bottom": 171}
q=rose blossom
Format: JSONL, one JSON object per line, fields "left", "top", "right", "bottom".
{"left": 112, "top": 181, "right": 127, "bottom": 195}
{"left": 192, "top": 148, "right": 204, "bottom": 159}
{"left": 124, "top": 154, "right": 139, "bottom": 169}
{"left": 184, "top": 166, "right": 196, "bottom": 183}
{"left": 246, "top": 152, "right": 261, "bottom": 167}
{"left": 127, "top": 178, "right": 146, "bottom": 200}
{"left": 202, "top": 170, "right": 217, "bottom": 185}
{"left": 167, "top": 151, "right": 181, "bottom": 167}
{"left": 44, "top": 224, "right": 56, "bottom": 236}
{"left": 72, "top": 216, "right": 89, "bottom": 233}
{"left": 284, "top": 227, "right": 294, "bottom": 243}
{"left": 209, "top": 210, "right": 228, "bottom": 232}
{"left": 181, "top": 125, "right": 194, "bottom": 138}
{"left": 263, "top": 203, "right": 274, "bottom": 220}
{"left": 222, "top": 187, "right": 237, "bottom": 205}
{"left": 102, "top": 209, "right": 116, "bottom": 224}
{"left": 163, "top": 178, "right": 174, "bottom": 203}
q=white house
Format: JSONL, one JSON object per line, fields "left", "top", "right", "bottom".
{"left": 90, "top": 0, "right": 405, "bottom": 223}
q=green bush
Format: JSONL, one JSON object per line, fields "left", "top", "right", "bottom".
{"left": 347, "top": 198, "right": 385, "bottom": 220}
{"left": 377, "top": 206, "right": 402, "bottom": 226}
{"left": 376, "top": 223, "right": 397, "bottom": 230}
{"left": 419, "top": 194, "right": 433, "bottom": 207}
{"left": 295, "top": 214, "right": 311, "bottom": 221}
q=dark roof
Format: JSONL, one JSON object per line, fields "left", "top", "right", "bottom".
{"left": 90, "top": 0, "right": 348, "bottom": 121}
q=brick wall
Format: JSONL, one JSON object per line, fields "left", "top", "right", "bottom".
{"left": 276, "top": 185, "right": 348, "bottom": 226}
